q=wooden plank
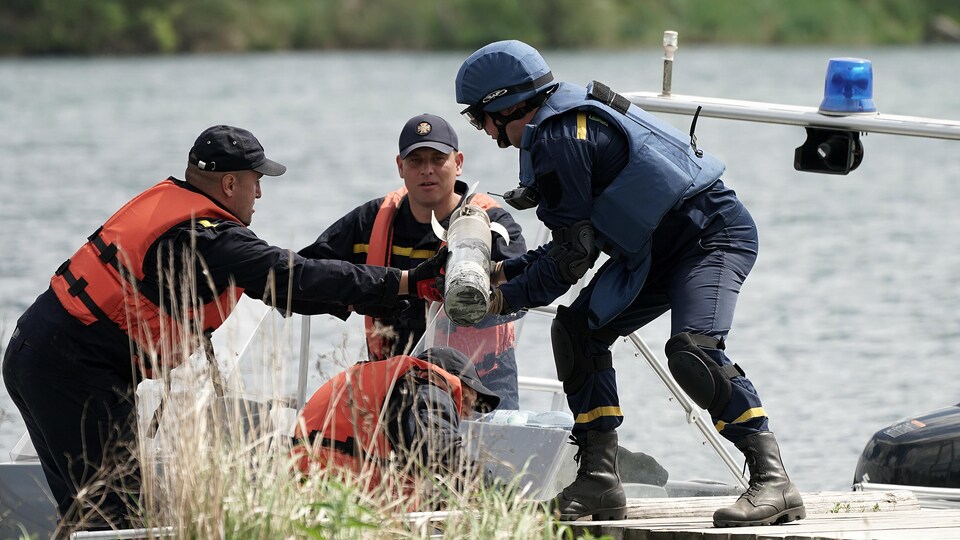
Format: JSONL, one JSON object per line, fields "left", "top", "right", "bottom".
{"left": 615, "top": 490, "right": 920, "bottom": 519}
{"left": 570, "top": 508, "right": 960, "bottom": 540}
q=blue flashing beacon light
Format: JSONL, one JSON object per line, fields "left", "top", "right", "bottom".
{"left": 818, "top": 57, "right": 877, "bottom": 115}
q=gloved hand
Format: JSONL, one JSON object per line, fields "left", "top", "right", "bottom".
{"left": 409, "top": 245, "right": 448, "bottom": 301}
{"left": 489, "top": 260, "right": 504, "bottom": 285}
{"left": 352, "top": 298, "right": 411, "bottom": 318}
{"left": 486, "top": 287, "right": 512, "bottom": 316}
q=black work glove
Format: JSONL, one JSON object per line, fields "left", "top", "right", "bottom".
{"left": 408, "top": 245, "right": 448, "bottom": 301}
{"left": 352, "top": 298, "right": 410, "bottom": 318}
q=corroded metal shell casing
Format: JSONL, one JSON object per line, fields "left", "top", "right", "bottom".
{"left": 443, "top": 205, "right": 492, "bottom": 326}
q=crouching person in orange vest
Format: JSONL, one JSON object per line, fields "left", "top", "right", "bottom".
{"left": 292, "top": 346, "right": 499, "bottom": 507}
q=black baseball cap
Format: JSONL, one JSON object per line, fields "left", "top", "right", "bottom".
{"left": 417, "top": 346, "right": 500, "bottom": 412}
{"left": 188, "top": 125, "right": 287, "bottom": 176}
{"left": 398, "top": 113, "right": 459, "bottom": 159}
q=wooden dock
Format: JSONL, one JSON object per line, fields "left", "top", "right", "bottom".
{"left": 568, "top": 490, "right": 960, "bottom": 539}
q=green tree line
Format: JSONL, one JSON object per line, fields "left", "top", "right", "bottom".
{"left": 3, "top": 0, "right": 960, "bottom": 56}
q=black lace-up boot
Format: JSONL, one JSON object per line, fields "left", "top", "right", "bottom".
{"left": 713, "top": 431, "right": 806, "bottom": 527}
{"left": 549, "top": 430, "right": 627, "bottom": 521}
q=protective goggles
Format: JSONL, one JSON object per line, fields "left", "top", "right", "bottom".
{"left": 460, "top": 71, "right": 554, "bottom": 131}
{"left": 460, "top": 103, "right": 486, "bottom": 131}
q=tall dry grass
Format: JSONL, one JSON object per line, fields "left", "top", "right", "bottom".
{"left": 129, "top": 325, "right": 583, "bottom": 538}
{"left": 51, "top": 242, "right": 595, "bottom": 539}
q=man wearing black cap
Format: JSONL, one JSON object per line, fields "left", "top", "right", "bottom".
{"left": 299, "top": 113, "right": 527, "bottom": 409}
{"left": 1, "top": 125, "right": 444, "bottom": 533}
{"left": 294, "top": 346, "right": 499, "bottom": 494}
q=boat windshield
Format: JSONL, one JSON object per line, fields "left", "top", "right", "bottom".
{"left": 142, "top": 295, "right": 747, "bottom": 499}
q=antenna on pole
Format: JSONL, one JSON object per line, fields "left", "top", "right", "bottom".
{"left": 661, "top": 30, "right": 678, "bottom": 97}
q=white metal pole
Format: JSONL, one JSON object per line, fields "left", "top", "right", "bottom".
{"left": 296, "top": 315, "right": 310, "bottom": 408}
{"left": 661, "top": 30, "right": 678, "bottom": 97}
{"left": 527, "top": 306, "right": 748, "bottom": 489}
{"left": 625, "top": 332, "right": 749, "bottom": 490}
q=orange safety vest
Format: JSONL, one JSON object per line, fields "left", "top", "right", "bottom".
{"left": 364, "top": 187, "right": 515, "bottom": 360}
{"left": 293, "top": 355, "right": 463, "bottom": 476}
{"left": 50, "top": 178, "right": 244, "bottom": 377}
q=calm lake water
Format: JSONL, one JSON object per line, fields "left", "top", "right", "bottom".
{"left": 1, "top": 46, "right": 958, "bottom": 492}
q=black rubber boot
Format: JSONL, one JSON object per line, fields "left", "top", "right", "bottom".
{"left": 549, "top": 430, "right": 627, "bottom": 521}
{"left": 713, "top": 431, "right": 806, "bottom": 527}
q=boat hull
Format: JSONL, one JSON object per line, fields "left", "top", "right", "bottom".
{"left": 0, "top": 461, "right": 56, "bottom": 538}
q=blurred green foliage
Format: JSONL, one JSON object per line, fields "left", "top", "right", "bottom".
{"left": 2, "top": 0, "right": 960, "bottom": 55}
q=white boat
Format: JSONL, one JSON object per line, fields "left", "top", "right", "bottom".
{"left": 0, "top": 291, "right": 754, "bottom": 538}
{"left": 4, "top": 31, "right": 960, "bottom": 539}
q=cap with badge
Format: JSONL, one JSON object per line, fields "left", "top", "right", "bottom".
{"left": 188, "top": 125, "right": 287, "bottom": 176}
{"left": 398, "top": 113, "right": 459, "bottom": 159}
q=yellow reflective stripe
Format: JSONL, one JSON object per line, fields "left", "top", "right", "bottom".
{"left": 198, "top": 219, "right": 214, "bottom": 228}
{"left": 576, "top": 112, "right": 587, "bottom": 140}
{"left": 395, "top": 247, "right": 437, "bottom": 260}
{"left": 714, "top": 407, "right": 767, "bottom": 432}
{"left": 352, "top": 244, "right": 434, "bottom": 260}
{"left": 574, "top": 406, "right": 623, "bottom": 424}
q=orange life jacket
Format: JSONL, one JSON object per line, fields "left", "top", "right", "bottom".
{"left": 364, "top": 187, "right": 515, "bottom": 360}
{"left": 50, "top": 178, "right": 244, "bottom": 377}
{"left": 293, "top": 355, "right": 463, "bottom": 476}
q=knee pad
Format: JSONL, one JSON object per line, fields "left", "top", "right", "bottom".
{"left": 547, "top": 220, "right": 599, "bottom": 284}
{"left": 665, "top": 332, "right": 744, "bottom": 418}
{"left": 551, "top": 310, "right": 585, "bottom": 393}
{"left": 551, "top": 306, "right": 613, "bottom": 394}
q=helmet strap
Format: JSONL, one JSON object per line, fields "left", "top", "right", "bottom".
{"left": 489, "top": 103, "right": 536, "bottom": 148}
{"left": 488, "top": 84, "right": 558, "bottom": 148}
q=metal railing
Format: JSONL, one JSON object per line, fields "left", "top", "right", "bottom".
{"left": 524, "top": 306, "right": 749, "bottom": 491}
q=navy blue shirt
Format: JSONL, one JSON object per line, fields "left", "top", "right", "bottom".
{"left": 153, "top": 180, "right": 401, "bottom": 316}
{"left": 300, "top": 180, "right": 526, "bottom": 356}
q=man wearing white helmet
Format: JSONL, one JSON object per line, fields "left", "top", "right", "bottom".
{"left": 455, "top": 40, "right": 805, "bottom": 527}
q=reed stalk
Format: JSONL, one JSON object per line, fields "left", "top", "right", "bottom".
{"left": 49, "top": 241, "right": 600, "bottom": 539}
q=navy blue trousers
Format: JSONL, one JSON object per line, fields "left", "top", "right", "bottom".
{"left": 564, "top": 206, "right": 768, "bottom": 444}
